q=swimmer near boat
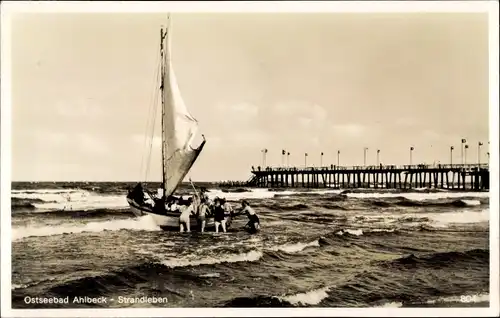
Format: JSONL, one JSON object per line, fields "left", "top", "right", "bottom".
{"left": 126, "top": 14, "right": 213, "bottom": 231}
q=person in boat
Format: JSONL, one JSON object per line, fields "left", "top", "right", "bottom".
{"left": 221, "top": 198, "right": 233, "bottom": 228}
{"left": 213, "top": 198, "right": 227, "bottom": 233}
{"left": 165, "top": 195, "right": 175, "bottom": 207}
{"left": 234, "top": 200, "right": 260, "bottom": 233}
{"left": 128, "top": 183, "right": 146, "bottom": 204}
{"left": 169, "top": 197, "right": 181, "bottom": 212}
{"left": 179, "top": 197, "right": 196, "bottom": 232}
{"left": 152, "top": 196, "right": 166, "bottom": 214}
{"left": 143, "top": 191, "right": 155, "bottom": 208}
{"left": 197, "top": 197, "right": 211, "bottom": 233}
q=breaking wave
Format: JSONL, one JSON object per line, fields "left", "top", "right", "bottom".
{"left": 207, "top": 188, "right": 341, "bottom": 201}
{"left": 373, "top": 301, "right": 403, "bottom": 308}
{"left": 11, "top": 187, "right": 488, "bottom": 217}
{"left": 246, "top": 196, "right": 488, "bottom": 213}
{"left": 268, "top": 240, "right": 320, "bottom": 253}
{"left": 225, "top": 286, "right": 334, "bottom": 308}
{"left": 12, "top": 283, "right": 29, "bottom": 290}
{"left": 11, "top": 182, "right": 490, "bottom": 309}
{"left": 344, "top": 190, "right": 489, "bottom": 201}
{"left": 11, "top": 189, "right": 128, "bottom": 212}
{"left": 161, "top": 250, "right": 263, "bottom": 268}
{"left": 279, "top": 286, "right": 332, "bottom": 306}
{"left": 459, "top": 199, "right": 481, "bottom": 206}
{"left": 12, "top": 215, "right": 160, "bottom": 241}
{"left": 335, "top": 229, "right": 364, "bottom": 236}
{"left": 159, "top": 239, "right": 321, "bottom": 269}
{"left": 17, "top": 208, "right": 135, "bottom": 218}
{"left": 424, "top": 209, "right": 489, "bottom": 225}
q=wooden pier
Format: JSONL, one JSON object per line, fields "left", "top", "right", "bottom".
{"left": 247, "top": 164, "right": 489, "bottom": 191}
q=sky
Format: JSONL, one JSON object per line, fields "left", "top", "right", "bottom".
{"left": 10, "top": 12, "right": 490, "bottom": 182}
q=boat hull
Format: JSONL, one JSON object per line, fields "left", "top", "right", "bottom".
{"left": 127, "top": 198, "right": 226, "bottom": 231}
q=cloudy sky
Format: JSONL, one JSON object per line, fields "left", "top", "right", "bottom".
{"left": 11, "top": 12, "right": 489, "bottom": 181}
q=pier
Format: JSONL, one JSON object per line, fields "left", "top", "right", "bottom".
{"left": 247, "top": 164, "right": 489, "bottom": 191}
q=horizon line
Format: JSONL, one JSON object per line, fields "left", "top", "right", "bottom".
{"left": 10, "top": 180, "right": 247, "bottom": 183}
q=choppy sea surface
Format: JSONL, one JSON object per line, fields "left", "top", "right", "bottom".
{"left": 11, "top": 182, "right": 490, "bottom": 308}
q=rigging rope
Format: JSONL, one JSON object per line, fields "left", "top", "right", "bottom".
{"left": 145, "top": 69, "right": 160, "bottom": 183}
{"left": 140, "top": 38, "right": 162, "bottom": 184}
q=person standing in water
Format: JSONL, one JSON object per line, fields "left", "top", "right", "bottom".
{"left": 179, "top": 198, "right": 196, "bottom": 233}
{"left": 213, "top": 198, "right": 227, "bottom": 233}
{"left": 197, "top": 198, "right": 210, "bottom": 233}
{"left": 234, "top": 200, "right": 260, "bottom": 233}
{"left": 221, "top": 198, "right": 233, "bottom": 228}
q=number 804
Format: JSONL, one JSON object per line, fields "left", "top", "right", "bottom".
{"left": 460, "top": 295, "right": 478, "bottom": 303}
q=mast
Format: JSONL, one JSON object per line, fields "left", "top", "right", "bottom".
{"left": 159, "top": 13, "right": 207, "bottom": 198}
{"left": 160, "top": 26, "right": 167, "bottom": 200}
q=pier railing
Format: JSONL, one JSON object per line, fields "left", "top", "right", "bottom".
{"left": 247, "top": 163, "right": 489, "bottom": 191}
{"left": 251, "top": 163, "right": 489, "bottom": 173}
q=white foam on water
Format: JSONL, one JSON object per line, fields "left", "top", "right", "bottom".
{"left": 207, "top": 189, "right": 282, "bottom": 200}
{"left": 12, "top": 188, "right": 78, "bottom": 194}
{"left": 33, "top": 194, "right": 128, "bottom": 211}
{"left": 369, "top": 228, "right": 396, "bottom": 233}
{"left": 206, "top": 188, "right": 341, "bottom": 201}
{"left": 345, "top": 191, "right": 489, "bottom": 201}
{"left": 460, "top": 199, "right": 481, "bottom": 206}
{"left": 11, "top": 188, "right": 129, "bottom": 211}
{"left": 12, "top": 189, "right": 91, "bottom": 203}
{"left": 161, "top": 250, "right": 263, "bottom": 268}
{"left": 335, "top": 229, "right": 364, "bottom": 236}
{"left": 425, "top": 209, "right": 490, "bottom": 225}
{"left": 247, "top": 237, "right": 262, "bottom": 242}
{"left": 264, "top": 220, "right": 290, "bottom": 226}
{"left": 12, "top": 215, "right": 160, "bottom": 241}
{"left": 279, "top": 286, "right": 331, "bottom": 306}
{"left": 11, "top": 283, "right": 28, "bottom": 290}
{"left": 373, "top": 301, "right": 403, "bottom": 308}
{"left": 199, "top": 273, "right": 221, "bottom": 278}
{"left": 268, "top": 240, "right": 320, "bottom": 253}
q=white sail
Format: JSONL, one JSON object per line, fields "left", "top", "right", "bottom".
{"left": 161, "top": 15, "right": 206, "bottom": 197}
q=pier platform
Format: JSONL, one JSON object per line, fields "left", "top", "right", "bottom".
{"left": 247, "top": 164, "right": 489, "bottom": 191}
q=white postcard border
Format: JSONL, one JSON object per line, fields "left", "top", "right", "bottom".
{"left": 1, "top": 1, "right": 498, "bottom": 317}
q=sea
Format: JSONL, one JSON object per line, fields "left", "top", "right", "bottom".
{"left": 10, "top": 182, "right": 490, "bottom": 308}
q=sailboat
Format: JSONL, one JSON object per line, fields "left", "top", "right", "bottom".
{"left": 126, "top": 15, "right": 214, "bottom": 230}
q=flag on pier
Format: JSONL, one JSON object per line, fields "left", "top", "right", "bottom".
{"left": 451, "top": 146, "right": 454, "bottom": 150}
{"left": 479, "top": 142, "right": 483, "bottom": 146}
{"left": 462, "top": 139, "right": 467, "bottom": 143}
